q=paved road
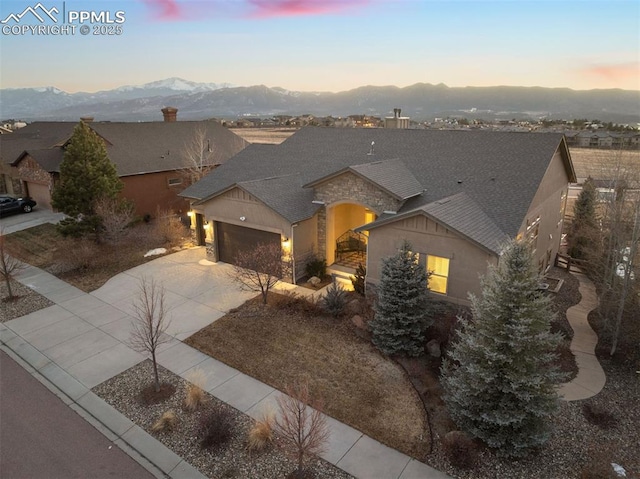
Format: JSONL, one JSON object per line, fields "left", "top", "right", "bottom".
{"left": 0, "top": 351, "right": 155, "bottom": 479}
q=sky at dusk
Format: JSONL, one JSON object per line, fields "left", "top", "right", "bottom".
{"left": 0, "top": 0, "right": 638, "bottom": 93}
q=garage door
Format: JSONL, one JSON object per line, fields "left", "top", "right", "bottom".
{"left": 25, "top": 182, "right": 52, "bottom": 210}
{"left": 216, "top": 222, "right": 280, "bottom": 265}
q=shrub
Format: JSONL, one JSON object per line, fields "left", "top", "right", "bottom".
{"left": 322, "top": 278, "right": 347, "bottom": 318}
{"left": 198, "top": 408, "right": 235, "bottom": 450}
{"left": 274, "top": 291, "right": 323, "bottom": 316}
{"left": 442, "top": 430, "right": 478, "bottom": 469}
{"left": 151, "top": 410, "right": 177, "bottom": 433}
{"left": 150, "top": 208, "right": 188, "bottom": 246}
{"left": 582, "top": 403, "right": 618, "bottom": 429}
{"left": 350, "top": 263, "right": 366, "bottom": 296}
{"left": 184, "top": 369, "right": 207, "bottom": 412}
{"left": 305, "top": 257, "right": 327, "bottom": 279}
{"left": 247, "top": 408, "right": 275, "bottom": 452}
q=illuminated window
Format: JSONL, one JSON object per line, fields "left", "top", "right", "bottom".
{"left": 427, "top": 255, "right": 450, "bottom": 294}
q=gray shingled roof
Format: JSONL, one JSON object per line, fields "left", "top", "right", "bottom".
{"left": 2, "top": 121, "right": 248, "bottom": 177}
{"left": 303, "top": 158, "right": 423, "bottom": 201}
{"left": 238, "top": 175, "right": 321, "bottom": 223}
{"left": 20, "top": 149, "right": 65, "bottom": 172}
{"left": 358, "top": 193, "right": 509, "bottom": 254}
{"left": 181, "top": 127, "right": 573, "bottom": 242}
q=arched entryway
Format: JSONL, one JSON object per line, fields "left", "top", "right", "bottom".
{"left": 326, "top": 202, "right": 376, "bottom": 267}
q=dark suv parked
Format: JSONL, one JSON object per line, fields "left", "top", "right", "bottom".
{"left": 0, "top": 195, "right": 37, "bottom": 217}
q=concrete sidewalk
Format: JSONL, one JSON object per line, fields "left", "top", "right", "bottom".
{"left": 557, "top": 271, "right": 606, "bottom": 401}
{"left": 2, "top": 247, "right": 450, "bottom": 479}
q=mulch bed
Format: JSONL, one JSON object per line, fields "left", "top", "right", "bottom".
{"left": 92, "top": 360, "right": 353, "bottom": 479}
{"left": 0, "top": 280, "right": 53, "bottom": 322}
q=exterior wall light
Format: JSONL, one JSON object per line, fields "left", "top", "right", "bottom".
{"left": 240, "top": 216, "right": 246, "bottom": 221}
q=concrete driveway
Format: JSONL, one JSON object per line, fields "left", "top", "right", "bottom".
{"left": 0, "top": 208, "right": 66, "bottom": 234}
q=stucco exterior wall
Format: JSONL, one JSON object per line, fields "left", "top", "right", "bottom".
{"left": 292, "top": 215, "right": 318, "bottom": 280}
{"left": 367, "top": 214, "right": 498, "bottom": 305}
{"left": 121, "top": 171, "right": 190, "bottom": 217}
{"left": 196, "top": 187, "right": 291, "bottom": 235}
{"left": 518, "top": 149, "right": 570, "bottom": 272}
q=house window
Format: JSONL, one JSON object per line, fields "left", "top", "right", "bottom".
{"left": 427, "top": 255, "right": 450, "bottom": 294}
{"left": 168, "top": 178, "right": 182, "bottom": 187}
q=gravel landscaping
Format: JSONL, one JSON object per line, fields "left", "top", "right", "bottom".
{"left": 93, "top": 360, "right": 353, "bottom": 479}
{"left": 0, "top": 280, "right": 53, "bottom": 322}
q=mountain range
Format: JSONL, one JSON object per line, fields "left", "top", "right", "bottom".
{"left": 1, "top": 77, "right": 639, "bottom": 124}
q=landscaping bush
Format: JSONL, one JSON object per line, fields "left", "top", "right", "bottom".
{"left": 305, "top": 257, "right": 327, "bottom": 279}
{"left": 198, "top": 408, "right": 235, "bottom": 450}
{"left": 184, "top": 369, "right": 207, "bottom": 412}
{"left": 151, "top": 410, "right": 177, "bottom": 433}
{"left": 150, "top": 208, "right": 188, "bottom": 246}
{"left": 350, "top": 263, "right": 366, "bottom": 296}
{"left": 582, "top": 403, "right": 618, "bottom": 429}
{"left": 442, "top": 430, "right": 478, "bottom": 469}
{"left": 322, "top": 278, "right": 347, "bottom": 318}
{"left": 273, "top": 291, "right": 323, "bottom": 316}
{"left": 247, "top": 408, "right": 275, "bottom": 452}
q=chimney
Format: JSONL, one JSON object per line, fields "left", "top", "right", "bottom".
{"left": 80, "top": 116, "right": 94, "bottom": 123}
{"left": 161, "top": 107, "right": 178, "bottom": 122}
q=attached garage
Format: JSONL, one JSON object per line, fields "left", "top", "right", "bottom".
{"left": 25, "top": 182, "right": 52, "bottom": 210}
{"left": 216, "top": 222, "right": 281, "bottom": 265}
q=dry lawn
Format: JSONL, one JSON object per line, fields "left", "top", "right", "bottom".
{"left": 230, "top": 128, "right": 298, "bottom": 145}
{"left": 569, "top": 148, "right": 640, "bottom": 181}
{"left": 185, "top": 293, "right": 430, "bottom": 458}
{"left": 4, "top": 221, "right": 191, "bottom": 292}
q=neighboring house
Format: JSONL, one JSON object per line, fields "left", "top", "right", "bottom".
{"left": 0, "top": 109, "right": 248, "bottom": 215}
{"left": 181, "top": 127, "right": 575, "bottom": 306}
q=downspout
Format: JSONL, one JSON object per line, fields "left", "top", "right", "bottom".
{"left": 291, "top": 223, "right": 298, "bottom": 284}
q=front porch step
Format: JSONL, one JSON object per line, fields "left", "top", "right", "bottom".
{"left": 327, "top": 264, "right": 355, "bottom": 281}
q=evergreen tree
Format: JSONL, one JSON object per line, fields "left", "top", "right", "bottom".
{"left": 441, "top": 240, "right": 565, "bottom": 458}
{"left": 569, "top": 177, "right": 598, "bottom": 259}
{"left": 369, "top": 241, "right": 433, "bottom": 356}
{"left": 52, "top": 121, "right": 122, "bottom": 236}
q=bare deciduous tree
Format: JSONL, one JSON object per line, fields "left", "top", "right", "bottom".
{"left": 275, "top": 379, "right": 330, "bottom": 477}
{"left": 0, "top": 228, "right": 25, "bottom": 300}
{"left": 129, "top": 276, "right": 172, "bottom": 392}
{"left": 94, "top": 196, "right": 135, "bottom": 245}
{"left": 180, "top": 127, "right": 222, "bottom": 186}
{"left": 230, "top": 242, "right": 283, "bottom": 305}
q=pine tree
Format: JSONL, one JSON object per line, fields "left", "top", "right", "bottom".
{"left": 369, "top": 240, "right": 433, "bottom": 356}
{"left": 441, "top": 240, "right": 565, "bottom": 458}
{"left": 52, "top": 121, "right": 122, "bottom": 236}
{"left": 569, "top": 176, "right": 598, "bottom": 259}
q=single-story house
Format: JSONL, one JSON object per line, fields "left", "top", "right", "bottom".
{"left": 0, "top": 108, "right": 248, "bottom": 216}
{"left": 181, "top": 127, "right": 576, "bottom": 305}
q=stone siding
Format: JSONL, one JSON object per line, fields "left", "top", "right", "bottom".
{"left": 313, "top": 172, "right": 403, "bottom": 214}
{"left": 17, "top": 156, "right": 53, "bottom": 186}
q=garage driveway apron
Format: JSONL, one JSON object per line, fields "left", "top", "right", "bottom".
{"left": 2, "top": 247, "right": 451, "bottom": 479}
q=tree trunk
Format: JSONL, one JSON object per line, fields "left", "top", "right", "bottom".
{"left": 152, "top": 351, "right": 160, "bottom": 392}
{"left": 5, "top": 277, "right": 13, "bottom": 299}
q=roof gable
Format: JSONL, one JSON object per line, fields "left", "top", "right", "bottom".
{"left": 303, "top": 158, "right": 423, "bottom": 201}
{"left": 358, "top": 192, "right": 509, "bottom": 255}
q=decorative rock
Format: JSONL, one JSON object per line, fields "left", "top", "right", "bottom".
{"left": 351, "top": 314, "right": 366, "bottom": 330}
{"left": 426, "top": 339, "right": 441, "bottom": 358}
{"left": 346, "top": 299, "right": 361, "bottom": 315}
{"left": 309, "top": 276, "right": 321, "bottom": 286}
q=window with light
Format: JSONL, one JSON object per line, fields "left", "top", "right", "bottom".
{"left": 427, "top": 255, "right": 450, "bottom": 294}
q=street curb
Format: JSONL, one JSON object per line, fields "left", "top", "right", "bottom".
{"left": 0, "top": 336, "right": 205, "bottom": 479}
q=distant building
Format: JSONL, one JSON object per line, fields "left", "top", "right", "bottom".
{"left": 384, "top": 108, "right": 410, "bottom": 129}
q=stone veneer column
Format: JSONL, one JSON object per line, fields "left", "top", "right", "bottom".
{"left": 317, "top": 207, "right": 327, "bottom": 260}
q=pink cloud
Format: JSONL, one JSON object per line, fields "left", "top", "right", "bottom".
{"left": 141, "top": 0, "right": 182, "bottom": 20}
{"left": 247, "top": 0, "right": 370, "bottom": 18}
{"left": 581, "top": 62, "right": 640, "bottom": 83}
{"left": 140, "top": 0, "right": 370, "bottom": 22}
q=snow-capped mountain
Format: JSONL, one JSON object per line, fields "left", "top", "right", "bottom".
{"left": 1, "top": 79, "right": 638, "bottom": 123}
